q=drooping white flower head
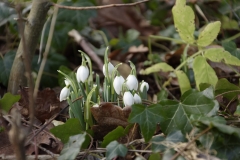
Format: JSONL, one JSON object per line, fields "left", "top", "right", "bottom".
{"left": 64, "top": 78, "right": 71, "bottom": 86}
{"left": 76, "top": 65, "right": 89, "bottom": 83}
{"left": 134, "top": 93, "right": 142, "bottom": 104}
{"left": 126, "top": 75, "right": 138, "bottom": 90}
{"left": 123, "top": 91, "right": 134, "bottom": 107}
{"left": 59, "top": 86, "right": 70, "bottom": 102}
{"left": 113, "top": 75, "right": 125, "bottom": 95}
{"left": 103, "top": 62, "right": 114, "bottom": 77}
{"left": 140, "top": 81, "right": 149, "bottom": 92}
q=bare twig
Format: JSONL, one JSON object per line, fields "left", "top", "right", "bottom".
{"left": 52, "top": 0, "right": 149, "bottom": 10}
{"left": 68, "top": 29, "right": 103, "bottom": 71}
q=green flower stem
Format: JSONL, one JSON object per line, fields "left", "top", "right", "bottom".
{"left": 104, "top": 47, "right": 110, "bottom": 82}
{"left": 129, "top": 61, "right": 136, "bottom": 76}
{"left": 57, "top": 70, "right": 78, "bottom": 94}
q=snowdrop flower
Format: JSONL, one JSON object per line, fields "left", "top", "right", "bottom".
{"left": 59, "top": 86, "right": 70, "bottom": 102}
{"left": 126, "top": 75, "right": 138, "bottom": 90}
{"left": 113, "top": 75, "right": 125, "bottom": 94}
{"left": 123, "top": 91, "right": 134, "bottom": 107}
{"left": 64, "top": 78, "right": 71, "bottom": 86}
{"left": 140, "top": 81, "right": 149, "bottom": 92}
{"left": 134, "top": 93, "right": 142, "bottom": 104}
{"left": 76, "top": 65, "right": 89, "bottom": 83}
{"left": 103, "top": 62, "right": 114, "bottom": 77}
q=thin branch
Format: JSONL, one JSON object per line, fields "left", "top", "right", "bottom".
{"left": 52, "top": 0, "right": 149, "bottom": 10}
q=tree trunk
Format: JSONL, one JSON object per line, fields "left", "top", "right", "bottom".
{"left": 8, "top": 0, "right": 51, "bottom": 94}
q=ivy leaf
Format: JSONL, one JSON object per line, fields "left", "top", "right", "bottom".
{"left": 106, "top": 141, "right": 127, "bottom": 160}
{"left": 0, "top": 93, "right": 20, "bottom": 112}
{"left": 0, "top": 50, "right": 16, "bottom": 86}
{"left": 193, "top": 56, "right": 218, "bottom": 89}
{"left": 172, "top": 0, "right": 195, "bottom": 44}
{"left": 50, "top": 118, "right": 82, "bottom": 143}
{"left": 192, "top": 115, "right": 240, "bottom": 159}
{"left": 197, "top": 21, "right": 221, "bottom": 47}
{"left": 58, "top": 133, "right": 86, "bottom": 160}
{"left": 175, "top": 70, "right": 191, "bottom": 95}
{"left": 140, "top": 62, "right": 174, "bottom": 75}
{"left": 215, "top": 78, "right": 240, "bottom": 100}
{"left": 128, "top": 104, "right": 163, "bottom": 142}
{"left": 204, "top": 48, "right": 240, "bottom": 66}
{"left": 159, "top": 89, "right": 218, "bottom": 134}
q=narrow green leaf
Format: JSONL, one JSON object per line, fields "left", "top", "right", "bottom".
{"left": 193, "top": 56, "right": 218, "bottom": 89}
{"left": 58, "top": 133, "right": 86, "bottom": 160}
{"left": 204, "top": 48, "right": 240, "bottom": 66}
{"left": 0, "top": 93, "right": 20, "bottom": 112}
{"left": 140, "top": 63, "right": 174, "bottom": 75}
{"left": 197, "top": 21, "right": 221, "bottom": 47}
{"left": 172, "top": 0, "right": 195, "bottom": 44}
{"left": 215, "top": 78, "right": 240, "bottom": 100}
{"left": 50, "top": 118, "right": 82, "bottom": 143}
{"left": 106, "top": 141, "right": 127, "bottom": 160}
{"left": 234, "top": 104, "right": 240, "bottom": 116}
{"left": 175, "top": 70, "right": 191, "bottom": 95}
{"left": 159, "top": 90, "right": 218, "bottom": 134}
{"left": 128, "top": 104, "right": 163, "bottom": 142}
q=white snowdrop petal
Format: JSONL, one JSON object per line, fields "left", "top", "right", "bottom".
{"left": 59, "top": 87, "right": 70, "bottom": 102}
{"left": 126, "top": 75, "right": 138, "bottom": 90}
{"left": 113, "top": 76, "right": 125, "bottom": 94}
{"left": 64, "top": 79, "right": 71, "bottom": 86}
{"left": 123, "top": 91, "right": 134, "bottom": 107}
{"left": 103, "top": 62, "right": 114, "bottom": 76}
{"left": 134, "top": 93, "right": 142, "bottom": 104}
{"left": 77, "top": 66, "right": 89, "bottom": 82}
{"left": 140, "top": 82, "right": 149, "bottom": 92}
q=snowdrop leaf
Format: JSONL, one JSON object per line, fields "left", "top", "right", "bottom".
{"left": 106, "top": 141, "right": 128, "bottom": 160}
{"left": 158, "top": 90, "right": 218, "bottom": 135}
{"left": 128, "top": 104, "right": 163, "bottom": 142}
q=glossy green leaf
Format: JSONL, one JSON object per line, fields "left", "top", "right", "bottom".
{"left": 58, "top": 133, "right": 86, "bottom": 160}
{"left": 0, "top": 50, "right": 16, "bottom": 86}
{"left": 50, "top": 118, "right": 82, "bottom": 143}
{"left": 222, "top": 41, "right": 240, "bottom": 59}
{"left": 197, "top": 21, "right": 221, "bottom": 47}
{"left": 0, "top": 2, "right": 17, "bottom": 26}
{"left": 101, "top": 126, "right": 125, "bottom": 147}
{"left": 159, "top": 90, "right": 218, "bottom": 134}
{"left": 140, "top": 63, "right": 174, "bottom": 75}
{"left": 204, "top": 48, "right": 240, "bottom": 66}
{"left": 175, "top": 70, "right": 191, "bottom": 95}
{"left": 106, "top": 141, "right": 127, "bottom": 160}
{"left": 0, "top": 93, "right": 20, "bottom": 112}
{"left": 172, "top": 0, "right": 195, "bottom": 44}
{"left": 193, "top": 56, "right": 218, "bottom": 89}
{"left": 128, "top": 104, "right": 163, "bottom": 142}
{"left": 215, "top": 78, "right": 240, "bottom": 100}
